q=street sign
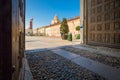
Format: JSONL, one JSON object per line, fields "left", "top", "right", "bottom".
{"left": 80, "top": 26, "right": 83, "bottom": 28}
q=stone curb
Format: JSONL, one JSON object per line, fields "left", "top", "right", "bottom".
{"left": 19, "top": 56, "right": 33, "bottom": 80}
{"left": 24, "top": 53, "right": 33, "bottom": 80}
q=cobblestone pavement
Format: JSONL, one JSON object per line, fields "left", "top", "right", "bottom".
{"left": 61, "top": 47, "right": 120, "bottom": 68}
{"left": 26, "top": 50, "right": 105, "bottom": 80}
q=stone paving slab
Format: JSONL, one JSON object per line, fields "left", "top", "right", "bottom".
{"left": 51, "top": 49, "right": 79, "bottom": 60}
{"left": 51, "top": 49, "right": 120, "bottom": 80}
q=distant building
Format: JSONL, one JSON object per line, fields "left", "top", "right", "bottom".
{"left": 34, "top": 15, "right": 80, "bottom": 39}
{"left": 26, "top": 19, "right": 33, "bottom": 36}
{"left": 82, "top": 0, "right": 120, "bottom": 48}
{"left": 51, "top": 15, "right": 60, "bottom": 24}
{"left": 33, "top": 28, "right": 38, "bottom": 36}
{"left": 30, "top": 18, "right": 33, "bottom": 29}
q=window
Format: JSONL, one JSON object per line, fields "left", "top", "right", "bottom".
{"left": 72, "top": 21, "right": 75, "bottom": 25}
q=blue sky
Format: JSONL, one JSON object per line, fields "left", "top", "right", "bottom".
{"left": 26, "top": 0, "right": 80, "bottom": 29}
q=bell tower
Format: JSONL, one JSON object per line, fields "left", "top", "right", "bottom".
{"left": 51, "top": 15, "right": 60, "bottom": 24}
{"left": 30, "top": 18, "right": 33, "bottom": 29}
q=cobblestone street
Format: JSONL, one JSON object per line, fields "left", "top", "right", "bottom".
{"left": 26, "top": 50, "right": 105, "bottom": 80}
{"left": 25, "top": 36, "right": 120, "bottom": 80}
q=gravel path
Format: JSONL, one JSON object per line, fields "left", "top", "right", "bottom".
{"left": 26, "top": 50, "right": 105, "bottom": 80}
{"left": 61, "top": 47, "right": 120, "bottom": 68}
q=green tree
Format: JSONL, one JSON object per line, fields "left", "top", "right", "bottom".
{"left": 60, "top": 18, "right": 69, "bottom": 34}
{"left": 76, "top": 26, "right": 80, "bottom": 31}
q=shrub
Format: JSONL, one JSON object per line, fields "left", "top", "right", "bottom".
{"left": 67, "top": 33, "right": 72, "bottom": 41}
{"left": 75, "top": 34, "right": 80, "bottom": 39}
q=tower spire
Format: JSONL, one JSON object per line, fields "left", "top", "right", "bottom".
{"left": 30, "top": 18, "right": 33, "bottom": 29}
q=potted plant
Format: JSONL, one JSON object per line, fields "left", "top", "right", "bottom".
{"left": 60, "top": 18, "right": 69, "bottom": 40}
{"left": 67, "top": 32, "right": 72, "bottom": 41}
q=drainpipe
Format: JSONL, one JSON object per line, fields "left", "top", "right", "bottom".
{"left": 80, "top": 0, "right": 84, "bottom": 44}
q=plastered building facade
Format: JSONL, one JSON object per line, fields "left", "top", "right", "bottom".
{"left": 34, "top": 16, "right": 80, "bottom": 39}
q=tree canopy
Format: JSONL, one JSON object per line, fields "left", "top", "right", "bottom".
{"left": 60, "top": 18, "right": 69, "bottom": 34}
{"left": 76, "top": 26, "right": 80, "bottom": 31}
